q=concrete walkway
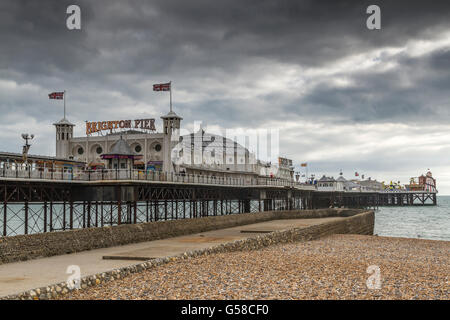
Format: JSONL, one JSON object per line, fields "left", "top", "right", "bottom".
{"left": 0, "top": 217, "right": 342, "bottom": 297}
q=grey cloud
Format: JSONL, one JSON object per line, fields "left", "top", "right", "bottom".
{"left": 1, "top": 0, "right": 450, "bottom": 191}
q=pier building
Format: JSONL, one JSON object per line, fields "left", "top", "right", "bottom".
{"left": 54, "top": 108, "right": 294, "bottom": 181}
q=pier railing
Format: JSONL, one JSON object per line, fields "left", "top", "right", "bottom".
{"left": 0, "top": 167, "right": 314, "bottom": 188}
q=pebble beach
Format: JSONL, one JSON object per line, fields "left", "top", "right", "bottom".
{"left": 58, "top": 234, "right": 449, "bottom": 300}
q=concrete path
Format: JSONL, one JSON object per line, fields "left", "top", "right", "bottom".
{"left": 0, "top": 217, "right": 342, "bottom": 297}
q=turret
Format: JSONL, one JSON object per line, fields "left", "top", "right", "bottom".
{"left": 161, "top": 111, "right": 182, "bottom": 172}
{"left": 54, "top": 118, "right": 75, "bottom": 158}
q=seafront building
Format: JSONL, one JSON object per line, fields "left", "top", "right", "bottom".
{"left": 316, "top": 173, "right": 388, "bottom": 192}
{"left": 0, "top": 106, "right": 437, "bottom": 193}
{"left": 1, "top": 108, "right": 295, "bottom": 182}
{"left": 317, "top": 175, "right": 337, "bottom": 191}
{"left": 359, "top": 178, "right": 384, "bottom": 191}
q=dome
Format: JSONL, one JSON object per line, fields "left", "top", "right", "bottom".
{"left": 101, "top": 136, "right": 142, "bottom": 159}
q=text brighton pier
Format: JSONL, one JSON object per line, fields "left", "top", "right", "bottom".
{"left": 86, "top": 118, "right": 156, "bottom": 135}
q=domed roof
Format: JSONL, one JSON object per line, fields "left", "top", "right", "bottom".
{"left": 101, "top": 136, "right": 142, "bottom": 159}
{"left": 111, "top": 138, "right": 134, "bottom": 155}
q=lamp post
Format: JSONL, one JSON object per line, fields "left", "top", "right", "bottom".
{"left": 21, "top": 133, "right": 34, "bottom": 169}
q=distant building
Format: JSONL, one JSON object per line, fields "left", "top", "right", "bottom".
{"left": 317, "top": 175, "right": 336, "bottom": 191}
{"left": 419, "top": 171, "right": 437, "bottom": 192}
{"left": 317, "top": 173, "right": 361, "bottom": 192}
{"left": 406, "top": 171, "right": 437, "bottom": 192}
{"left": 335, "top": 175, "right": 347, "bottom": 191}
{"left": 358, "top": 177, "right": 384, "bottom": 191}
{"left": 345, "top": 180, "right": 362, "bottom": 192}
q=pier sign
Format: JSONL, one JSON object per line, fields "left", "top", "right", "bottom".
{"left": 278, "top": 157, "right": 293, "bottom": 168}
{"left": 86, "top": 119, "right": 156, "bottom": 135}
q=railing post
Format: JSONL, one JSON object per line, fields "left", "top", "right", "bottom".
{"left": 49, "top": 201, "right": 53, "bottom": 232}
{"left": 24, "top": 202, "right": 28, "bottom": 234}
{"left": 43, "top": 201, "right": 47, "bottom": 233}
{"left": 70, "top": 201, "right": 73, "bottom": 229}
{"left": 62, "top": 201, "right": 66, "bottom": 230}
{"left": 3, "top": 202, "right": 7, "bottom": 236}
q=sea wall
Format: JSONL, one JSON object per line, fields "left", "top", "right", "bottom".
{"left": 0, "top": 208, "right": 373, "bottom": 265}
{"left": 2, "top": 209, "right": 374, "bottom": 300}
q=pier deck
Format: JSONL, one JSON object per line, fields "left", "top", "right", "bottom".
{"left": 0, "top": 175, "right": 436, "bottom": 237}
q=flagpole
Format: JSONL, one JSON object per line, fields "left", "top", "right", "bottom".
{"left": 306, "top": 164, "right": 308, "bottom": 183}
{"left": 64, "top": 90, "right": 66, "bottom": 119}
{"left": 169, "top": 81, "right": 172, "bottom": 112}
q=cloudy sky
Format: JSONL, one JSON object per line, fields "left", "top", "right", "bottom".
{"left": 1, "top": 0, "right": 450, "bottom": 192}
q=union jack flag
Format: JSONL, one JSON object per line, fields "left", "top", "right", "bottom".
{"left": 48, "top": 92, "right": 64, "bottom": 99}
{"left": 153, "top": 83, "right": 171, "bottom": 91}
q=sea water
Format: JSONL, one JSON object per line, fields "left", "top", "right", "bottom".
{"left": 374, "top": 195, "right": 450, "bottom": 241}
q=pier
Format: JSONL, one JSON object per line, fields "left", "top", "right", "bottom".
{"left": 0, "top": 169, "right": 437, "bottom": 237}
{"left": 312, "top": 190, "right": 437, "bottom": 208}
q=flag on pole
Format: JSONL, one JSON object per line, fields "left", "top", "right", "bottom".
{"left": 153, "top": 81, "right": 173, "bottom": 112}
{"left": 48, "top": 92, "right": 64, "bottom": 99}
{"left": 153, "top": 83, "right": 171, "bottom": 91}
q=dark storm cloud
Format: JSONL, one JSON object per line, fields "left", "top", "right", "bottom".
{"left": 1, "top": 0, "right": 450, "bottom": 126}
{"left": 1, "top": 0, "right": 450, "bottom": 190}
{"left": 2, "top": 0, "right": 450, "bottom": 76}
{"left": 0, "top": 0, "right": 95, "bottom": 74}
{"left": 293, "top": 47, "right": 450, "bottom": 124}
